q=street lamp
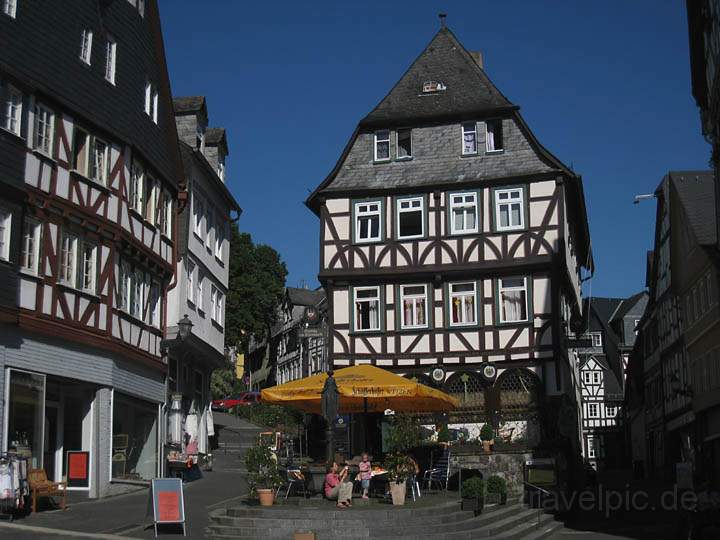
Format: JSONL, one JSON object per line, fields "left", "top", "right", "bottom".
{"left": 177, "top": 314, "right": 193, "bottom": 341}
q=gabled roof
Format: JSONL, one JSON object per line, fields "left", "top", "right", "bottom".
{"left": 666, "top": 170, "right": 716, "bottom": 247}
{"left": 361, "top": 27, "right": 515, "bottom": 127}
{"left": 173, "top": 96, "right": 206, "bottom": 115}
{"left": 610, "top": 291, "right": 648, "bottom": 324}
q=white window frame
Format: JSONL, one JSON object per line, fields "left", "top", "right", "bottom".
{"left": 396, "top": 196, "right": 424, "bottom": 240}
{"left": 374, "top": 129, "right": 390, "bottom": 162}
{"left": 0, "top": 208, "right": 10, "bottom": 262}
{"left": 59, "top": 232, "right": 78, "bottom": 286}
{"left": 485, "top": 119, "right": 503, "bottom": 153}
{"left": 587, "top": 404, "right": 599, "bottom": 419}
{"left": 152, "top": 89, "right": 158, "bottom": 124}
{"left": 80, "top": 29, "right": 93, "bottom": 65}
{"left": 461, "top": 122, "right": 477, "bottom": 155}
{"left": 186, "top": 260, "right": 195, "bottom": 305}
{"left": 161, "top": 190, "right": 172, "bottom": 238}
{"left": 591, "top": 332, "right": 602, "bottom": 347}
{"left": 494, "top": 188, "right": 525, "bottom": 231}
{"left": 214, "top": 217, "right": 223, "bottom": 260}
{"left": 205, "top": 206, "right": 213, "bottom": 249}
{"left": 80, "top": 241, "right": 97, "bottom": 294}
{"left": 606, "top": 405, "right": 617, "bottom": 418}
{"left": 396, "top": 128, "right": 412, "bottom": 160}
{"left": 3, "top": 0, "right": 17, "bottom": 18}
{"left": 354, "top": 201, "right": 381, "bottom": 243}
{"left": 211, "top": 285, "right": 223, "bottom": 325}
{"left": 144, "top": 176, "right": 158, "bottom": 224}
{"left": 353, "top": 286, "right": 381, "bottom": 332}
{"left": 498, "top": 276, "right": 529, "bottom": 323}
{"left": 449, "top": 281, "right": 477, "bottom": 327}
{"left": 2, "top": 85, "right": 22, "bottom": 136}
{"left": 129, "top": 163, "right": 144, "bottom": 213}
{"left": 592, "top": 372, "right": 602, "bottom": 385}
{"left": 129, "top": 269, "right": 143, "bottom": 319}
{"left": 196, "top": 274, "right": 204, "bottom": 313}
{"left": 582, "top": 372, "right": 592, "bottom": 385}
{"left": 449, "top": 192, "right": 478, "bottom": 235}
{"left": 33, "top": 103, "right": 54, "bottom": 156}
{"left": 91, "top": 137, "right": 109, "bottom": 185}
{"left": 149, "top": 282, "right": 160, "bottom": 328}
{"left": 105, "top": 36, "right": 116, "bottom": 84}
{"left": 399, "top": 284, "right": 428, "bottom": 330}
{"left": 587, "top": 436, "right": 596, "bottom": 458}
{"left": 21, "top": 218, "right": 41, "bottom": 274}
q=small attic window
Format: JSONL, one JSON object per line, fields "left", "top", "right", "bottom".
{"left": 422, "top": 81, "right": 446, "bottom": 93}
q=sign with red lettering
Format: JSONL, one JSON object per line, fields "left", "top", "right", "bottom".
{"left": 158, "top": 491, "right": 180, "bottom": 522}
{"left": 151, "top": 478, "right": 186, "bottom": 531}
{"left": 66, "top": 451, "right": 90, "bottom": 488}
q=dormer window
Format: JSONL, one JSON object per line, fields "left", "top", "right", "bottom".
{"left": 462, "top": 122, "right": 477, "bottom": 155}
{"left": 196, "top": 126, "right": 205, "bottom": 152}
{"left": 486, "top": 119, "right": 503, "bottom": 152}
{"left": 396, "top": 129, "right": 412, "bottom": 159}
{"left": 217, "top": 158, "right": 225, "bottom": 181}
{"left": 80, "top": 29, "right": 93, "bottom": 65}
{"left": 422, "top": 81, "right": 446, "bottom": 93}
{"left": 374, "top": 130, "right": 390, "bottom": 162}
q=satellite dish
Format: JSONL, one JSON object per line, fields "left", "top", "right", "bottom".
{"left": 431, "top": 368, "right": 446, "bottom": 383}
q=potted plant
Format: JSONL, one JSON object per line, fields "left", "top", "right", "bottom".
{"left": 461, "top": 476, "right": 485, "bottom": 515}
{"left": 480, "top": 424, "right": 495, "bottom": 453}
{"left": 384, "top": 453, "right": 414, "bottom": 506}
{"left": 245, "top": 445, "right": 282, "bottom": 506}
{"left": 486, "top": 475, "right": 508, "bottom": 505}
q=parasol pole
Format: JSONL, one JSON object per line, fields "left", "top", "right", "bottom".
{"left": 362, "top": 397, "right": 368, "bottom": 453}
{"left": 321, "top": 370, "right": 339, "bottom": 464}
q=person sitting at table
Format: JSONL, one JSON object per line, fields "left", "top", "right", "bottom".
{"left": 324, "top": 461, "right": 353, "bottom": 508}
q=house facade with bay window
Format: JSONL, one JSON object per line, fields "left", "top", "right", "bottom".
{"left": 306, "top": 25, "right": 593, "bottom": 461}
{"left": 0, "top": 0, "right": 181, "bottom": 498}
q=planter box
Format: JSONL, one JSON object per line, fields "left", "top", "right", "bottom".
{"left": 461, "top": 496, "right": 484, "bottom": 515}
{"left": 485, "top": 492, "right": 507, "bottom": 505}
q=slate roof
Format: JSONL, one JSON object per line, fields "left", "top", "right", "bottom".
{"left": 610, "top": 291, "right": 648, "bottom": 324}
{"left": 361, "top": 27, "right": 515, "bottom": 127}
{"left": 205, "top": 127, "right": 226, "bottom": 146}
{"left": 582, "top": 296, "right": 626, "bottom": 392}
{"left": 667, "top": 170, "right": 716, "bottom": 247}
{"left": 173, "top": 96, "right": 206, "bottom": 114}
{"left": 287, "top": 287, "right": 326, "bottom": 307}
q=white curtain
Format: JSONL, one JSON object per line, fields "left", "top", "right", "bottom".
{"left": 502, "top": 290, "right": 524, "bottom": 321}
{"left": 486, "top": 129, "right": 495, "bottom": 151}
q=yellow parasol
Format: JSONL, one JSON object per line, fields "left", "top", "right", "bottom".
{"left": 261, "top": 364, "right": 458, "bottom": 414}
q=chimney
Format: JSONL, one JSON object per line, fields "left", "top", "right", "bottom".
{"left": 469, "top": 51, "right": 483, "bottom": 69}
{"left": 204, "top": 128, "right": 229, "bottom": 182}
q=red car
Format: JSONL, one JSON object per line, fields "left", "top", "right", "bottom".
{"left": 211, "top": 392, "right": 261, "bottom": 412}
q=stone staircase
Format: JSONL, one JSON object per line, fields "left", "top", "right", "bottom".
{"left": 206, "top": 498, "right": 562, "bottom": 540}
{"left": 212, "top": 412, "right": 264, "bottom": 473}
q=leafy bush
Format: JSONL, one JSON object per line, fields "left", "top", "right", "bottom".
{"left": 385, "top": 414, "right": 422, "bottom": 453}
{"left": 480, "top": 423, "right": 495, "bottom": 442}
{"left": 486, "top": 475, "right": 507, "bottom": 495}
{"left": 244, "top": 445, "right": 282, "bottom": 495}
{"left": 461, "top": 476, "right": 485, "bottom": 499}
{"left": 437, "top": 425, "right": 450, "bottom": 443}
{"left": 233, "top": 403, "right": 303, "bottom": 430}
{"left": 384, "top": 453, "right": 416, "bottom": 483}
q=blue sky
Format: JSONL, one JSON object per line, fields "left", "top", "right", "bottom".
{"left": 160, "top": 0, "right": 710, "bottom": 298}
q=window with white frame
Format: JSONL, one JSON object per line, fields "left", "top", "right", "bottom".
{"left": 214, "top": 216, "right": 223, "bottom": 259}
{"left": 396, "top": 129, "right": 412, "bottom": 159}
{"left": 485, "top": 119, "right": 503, "bottom": 152}
{"left": 196, "top": 274, "right": 204, "bottom": 312}
{"left": 152, "top": 89, "right": 158, "bottom": 124}
{"left": 193, "top": 193, "right": 204, "bottom": 237}
{"left": 91, "top": 138, "right": 109, "bottom": 185}
{"left": 400, "top": 284, "right": 428, "bottom": 329}
{"left": 80, "top": 241, "right": 97, "bottom": 293}
{"left": 129, "top": 269, "right": 143, "bottom": 318}
{"left": 205, "top": 206, "right": 213, "bottom": 249}
{"left": 498, "top": 276, "right": 528, "bottom": 323}
{"left": 462, "top": 122, "right": 477, "bottom": 155}
{"left": 137, "top": 0, "right": 145, "bottom": 16}
{"left": 144, "top": 176, "right": 157, "bottom": 223}
{"left": 211, "top": 285, "right": 223, "bottom": 324}
{"left": 449, "top": 192, "right": 478, "bottom": 234}
{"left": 33, "top": 104, "right": 54, "bottom": 156}
{"left": 606, "top": 405, "right": 617, "bottom": 418}
{"left": 72, "top": 128, "right": 89, "bottom": 173}
{"left": 587, "top": 436, "right": 597, "bottom": 458}
{"left": 582, "top": 372, "right": 592, "bottom": 385}
{"left": 592, "top": 372, "right": 602, "bottom": 385}
{"left": 354, "top": 286, "right": 380, "bottom": 332}
{"left": 354, "top": 201, "right": 381, "bottom": 243}
{"left": 149, "top": 282, "right": 160, "bottom": 327}
{"left": 217, "top": 158, "right": 225, "bottom": 182}
{"left": 59, "top": 232, "right": 78, "bottom": 285}
{"left": 374, "top": 129, "right": 390, "bottom": 161}
{"left": 129, "top": 163, "right": 144, "bottom": 212}
{"left": 160, "top": 190, "right": 172, "bottom": 238}
{"left": 0, "top": 208, "right": 10, "bottom": 261}
{"left": 634, "top": 319, "right": 640, "bottom": 335}
{"left": 2, "top": 0, "right": 17, "bottom": 18}
{"left": 144, "top": 82, "right": 158, "bottom": 123}
{"left": 21, "top": 218, "right": 40, "bottom": 273}
{"left": 80, "top": 29, "right": 93, "bottom": 64}
{"left": 591, "top": 332, "right": 602, "bottom": 347}
{"left": 587, "top": 403, "right": 599, "bottom": 419}
{"left": 449, "top": 282, "right": 477, "bottom": 326}
{"left": 2, "top": 85, "right": 22, "bottom": 135}
{"left": 105, "top": 36, "right": 116, "bottom": 84}
{"left": 397, "top": 197, "right": 424, "bottom": 239}
{"left": 186, "top": 260, "right": 195, "bottom": 304}
{"left": 494, "top": 188, "right": 524, "bottom": 231}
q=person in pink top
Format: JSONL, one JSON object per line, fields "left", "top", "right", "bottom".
{"left": 358, "top": 452, "right": 372, "bottom": 499}
{"left": 324, "top": 462, "right": 353, "bottom": 508}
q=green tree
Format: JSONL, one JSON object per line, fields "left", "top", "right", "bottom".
{"left": 211, "top": 368, "right": 234, "bottom": 400}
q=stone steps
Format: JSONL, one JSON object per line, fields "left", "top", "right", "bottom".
{"left": 206, "top": 500, "right": 562, "bottom": 540}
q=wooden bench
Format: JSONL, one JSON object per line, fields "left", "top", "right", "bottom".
{"left": 27, "top": 468, "right": 67, "bottom": 513}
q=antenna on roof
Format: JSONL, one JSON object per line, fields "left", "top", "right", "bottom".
{"left": 439, "top": 13, "right": 447, "bottom": 27}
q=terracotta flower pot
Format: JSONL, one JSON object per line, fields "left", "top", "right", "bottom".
{"left": 257, "top": 488, "right": 274, "bottom": 506}
{"left": 390, "top": 481, "right": 407, "bottom": 505}
{"left": 482, "top": 441, "right": 492, "bottom": 453}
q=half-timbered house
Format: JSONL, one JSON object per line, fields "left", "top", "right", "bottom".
{"left": 0, "top": 0, "right": 181, "bottom": 497}
{"left": 306, "top": 24, "right": 593, "bottom": 457}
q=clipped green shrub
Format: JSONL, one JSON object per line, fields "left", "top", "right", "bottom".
{"left": 486, "top": 475, "right": 507, "bottom": 495}
{"left": 461, "top": 476, "right": 485, "bottom": 499}
{"left": 480, "top": 423, "right": 494, "bottom": 442}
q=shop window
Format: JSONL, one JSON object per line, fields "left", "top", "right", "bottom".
{"left": 6, "top": 369, "right": 46, "bottom": 469}
{"left": 111, "top": 394, "right": 158, "bottom": 481}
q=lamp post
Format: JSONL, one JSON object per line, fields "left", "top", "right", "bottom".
{"left": 161, "top": 314, "right": 194, "bottom": 352}
{"left": 321, "top": 370, "right": 339, "bottom": 464}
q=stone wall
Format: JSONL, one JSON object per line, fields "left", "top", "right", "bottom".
{"left": 452, "top": 450, "right": 531, "bottom": 495}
